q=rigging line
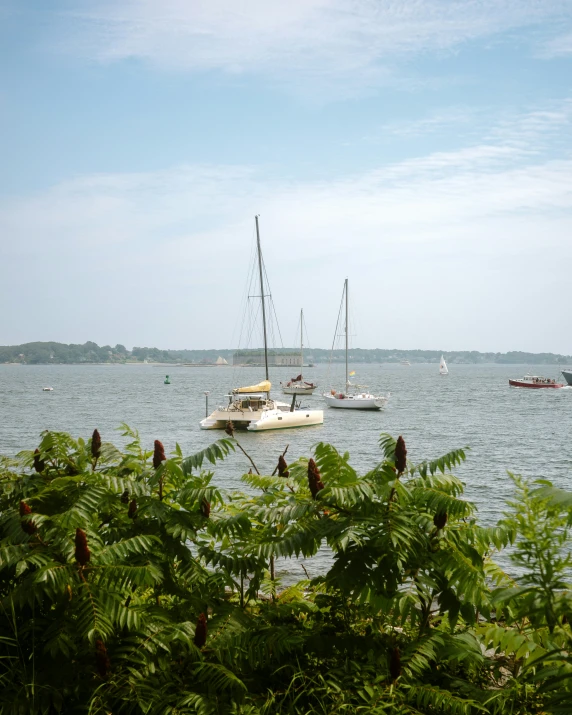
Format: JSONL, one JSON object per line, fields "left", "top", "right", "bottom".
{"left": 269, "top": 297, "right": 284, "bottom": 349}
{"left": 330, "top": 283, "right": 346, "bottom": 355}
{"left": 327, "top": 283, "right": 346, "bottom": 386}
{"left": 244, "top": 302, "right": 263, "bottom": 351}
{"left": 232, "top": 231, "right": 259, "bottom": 387}
{"left": 234, "top": 231, "right": 258, "bottom": 351}
{"left": 293, "top": 312, "right": 301, "bottom": 349}
{"left": 259, "top": 249, "right": 285, "bottom": 349}
{"left": 301, "top": 311, "right": 313, "bottom": 352}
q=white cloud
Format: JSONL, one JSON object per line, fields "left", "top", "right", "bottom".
{"left": 370, "top": 107, "right": 477, "bottom": 139}
{"left": 2, "top": 103, "right": 572, "bottom": 352}
{"left": 539, "top": 31, "right": 572, "bottom": 57}
{"left": 62, "top": 0, "right": 571, "bottom": 90}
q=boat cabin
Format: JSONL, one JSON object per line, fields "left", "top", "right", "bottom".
{"left": 229, "top": 392, "right": 268, "bottom": 411}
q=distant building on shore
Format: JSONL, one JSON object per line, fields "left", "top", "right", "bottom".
{"left": 233, "top": 350, "right": 302, "bottom": 367}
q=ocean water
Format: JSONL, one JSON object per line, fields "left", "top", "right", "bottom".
{"left": 1, "top": 362, "right": 571, "bottom": 579}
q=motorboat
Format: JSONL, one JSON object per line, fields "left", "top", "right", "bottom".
{"left": 200, "top": 216, "right": 323, "bottom": 431}
{"left": 322, "top": 278, "right": 389, "bottom": 411}
{"left": 42, "top": 387, "right": 54, "bottom": 391}
{"left": 281, "top": 309, "right": 317, "bottom": 395}
{"left": 400, "top": 359, "right": 411, "bottom": 366}
{"left": 561, "top": 369, "right": 572, "bottom": 386}
{"left": 509, "top": 375, "right": 563, "bottom": 389}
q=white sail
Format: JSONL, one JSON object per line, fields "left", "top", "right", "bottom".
{"left": 439, "top": 355, "right": 448, "bottom": 375}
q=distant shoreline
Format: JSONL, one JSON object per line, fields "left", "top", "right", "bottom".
{"left": 2, "top": 341, "right": 571, "bottom": 366}
{"left": 2, "top": 361, "right": 571, "bottom": 368}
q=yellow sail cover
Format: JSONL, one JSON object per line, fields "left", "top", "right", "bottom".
{"left": 234, "top": 380, "right": 271, "bottom": 394}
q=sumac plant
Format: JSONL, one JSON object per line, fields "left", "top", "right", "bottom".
{"left": 1, "top": 426, "right": 571, "bottom": 714}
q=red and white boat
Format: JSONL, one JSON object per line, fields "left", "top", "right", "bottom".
{"left": 509, "top": 375, "right": 563, "bottom": 389}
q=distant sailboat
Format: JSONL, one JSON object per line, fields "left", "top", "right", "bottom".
{"left": 281, "top": 309, "right": 317, "bottom": 395}
{"left": 439, "top": 355, "right": 448, "bottom": 376}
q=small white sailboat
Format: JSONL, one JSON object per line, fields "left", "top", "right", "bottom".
{"left": 200, "top": 217, "right": 323, "bottom": 431}
{"left": 281, "top": 309, "right": 317, "bottom": 395}
{"left": 439, "top": 355, "right": 449, "bottom": 375}
{"left": 323, "top": 279, "right": 389, "bottom": 410}
{"left": 42, "top": 387, "right": 54, "bottom": 391}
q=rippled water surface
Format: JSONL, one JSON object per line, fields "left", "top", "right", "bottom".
{"left": 2, "top": 363, "right": 571, "bottom": 577}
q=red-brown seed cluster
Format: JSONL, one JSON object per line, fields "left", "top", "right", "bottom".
{"left": 395, "top": 436, "right": 407, "bottom": 475}
{"left": 225, "top": 421, "right": 235, "bottom": 437}
{"left": 308, "top": 459, "right": 325, "bottom": 499}
{"left": 128, "top": 499, "right": 138, "bottom": 519}
{"left": 75, "top": 528, "right": 91, "bottom": 565}
{"left": 95, "top": 640, "right": 110, "bottom": 677}
{"left": 19, "top": 501, "right": 37, "bottom": 535}
{"left": 120, "top": 489, "right": 129, "bottom": 504}
{"left": 200, "top": 499, "right": 211, "bottom": 518}
{"left": 91, "top": 429, "right": 102, "bottom": 459}
{"left": 153, "top": 440, "right": 166, "bottom": 469}
{"left": 389, "top": 647, "right": 401, "bottom": 680}
{"left": 194, "top": 613, "right": 207, "bottom": 648}
{"left": 33, "top": 449, "right": 45, "bottom": 473}
{"left": 278, "top": 455, "right": 289, "bottom": 478}
{"left": 433, "top": 512, "right": 448, "bottom": 530}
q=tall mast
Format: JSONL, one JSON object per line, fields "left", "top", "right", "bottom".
{"left": 255, "top": 215, "right": 269, "bottom": 382}
{"left": 300, "top": 309, "right": 304, "bottom": 377}
{"left": 345, "top": 278, "right": 349, "bottom": 389}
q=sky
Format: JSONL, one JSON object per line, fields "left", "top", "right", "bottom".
{"left": 1, "top": 0, "right": 572, "bottom": 353}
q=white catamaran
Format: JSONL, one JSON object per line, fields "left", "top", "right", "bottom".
{"left": 280, "top": 309, "right": 317, "bottom": 395}
{"left": 439, "top": 355, "right": 449, "bottom": 375}
{"left": 323, "top": 279, "right": 389, "bottom": 410}
{"left": 200, "top": 217, "right": 324, "bottom": 431}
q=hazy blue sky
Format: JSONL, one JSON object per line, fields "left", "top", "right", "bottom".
{"left": 1, "top": 0, "right": 572, "bottom": 353}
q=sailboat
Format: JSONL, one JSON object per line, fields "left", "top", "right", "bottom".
{"left": 200, "top": 217, "right": 324, "bottom": 431}
{"left": 439, "top": 355, "right": 449, "bottom": 375}
{"left": 280, "top": 309, "right": 317, "bottom": 395}
{"left": 323, "top": 279, "right": 389, "bottom": 410}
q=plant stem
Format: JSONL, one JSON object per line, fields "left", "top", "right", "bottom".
{"left": 234, "top": 439, "right": 261, "bottom": 475}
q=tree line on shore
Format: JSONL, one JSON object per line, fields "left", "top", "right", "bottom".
{"left": 2, "top": 340, "right": 571, "bottom": 365}
{"left": 1, "top": 426, "right": 571, "bottom": 713}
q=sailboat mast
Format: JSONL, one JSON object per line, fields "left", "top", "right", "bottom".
{"left": 300, "top": 309, "right": 304, "bottom": 377}
{"left": 344, "top": 278, "right": 349, "bottom": 389}
{"left": 255, "top": 215, "right": 269, "bottom": 382}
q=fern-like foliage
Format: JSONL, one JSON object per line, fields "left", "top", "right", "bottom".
{"left": 1, "top": 427, "right": 571, "bottom": 714}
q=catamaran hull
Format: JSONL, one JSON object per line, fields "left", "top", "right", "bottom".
{"left": 323, "top": 394, "right": 388, "bottom": 410}
{"left": 247, "top": 409, "right": 323, "bottom": 430}
{"left": 200, "top": 408, "right": 323, "bottom": 431}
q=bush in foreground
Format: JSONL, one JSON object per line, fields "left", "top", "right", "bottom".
{"left": 1, "top": 426, "right": 571, "bottom": 714}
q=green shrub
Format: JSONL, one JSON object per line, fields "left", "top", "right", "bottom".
{"left": 1, "top": 427, "right": 571, "bottom": 714}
